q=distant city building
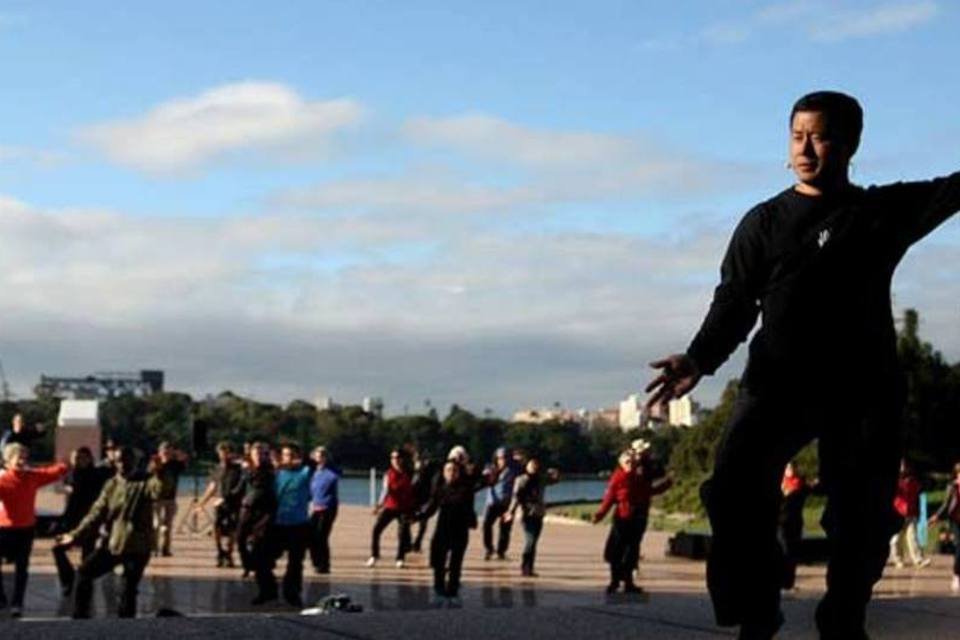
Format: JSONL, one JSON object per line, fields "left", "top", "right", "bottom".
{"left": 613, "top": 393, "right": 699, "bottom": 431}
{"left": 667, "top": 395, "right": 698, "bottom": 427}
{"left": 618, "top": 394, "right": 644, "bottom": 430}
{"left": 363, "top": 396, "right": 384, "bottom": 418}
{"left": 512, "top": 407, "right": 582, "bottom": 425}
{"left": 36, "top": 370, "right": 164, "bottom": 400}
{"left": 316, "top": 396, "right": 340, "bottom": 411}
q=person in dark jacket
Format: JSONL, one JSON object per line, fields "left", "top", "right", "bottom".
{"left": 646, "top": 90, "right": 960, "bottom": 639}
{"left": 308, "top": 446, "right": 339, "bottom": 574}
{"left": 418, "top": 459, "right": 481, "bottom": 607}
{"left": 482, "top": 447, "right": 520, "bottom": 561}
{"left": 505, "top": 457, "right": 559, "bottom": 577}
{"left": 367, "top": 448, "right": 415, "bottom": 568}
{"left": 52, "top": 447, "right": 113, "bottom": 596}
{"left": 56, "top": 446, "right": 162, "bottom": 619}
{"left": 234, "top": 441, "right": 278, "bottom": 603}
{"left": 929, "top": 462, "right": 960, "bottom": 593}
{"left": 194, "top": 441, "right": 244, "bottom": 567}
{"left": 268, "top": 443, "right": 312, "bottom": 607}
{"left": 411, "top": 451, "right": 439, "bottom": 553}
{"left": 778, "top": 462, "right": 823, "bottom": 591}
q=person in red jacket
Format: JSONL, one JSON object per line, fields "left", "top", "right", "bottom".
{"left": 889, "top": 459, "right": 930, "bottom": 569}
{"left": 592, "top": 450, "right": 651, "bottom": 594}
{"left": 0, "top": 442, "right": 68, "bottom": 616}
{"left": 367, "top": 448, "right": 415, "bottom": 568}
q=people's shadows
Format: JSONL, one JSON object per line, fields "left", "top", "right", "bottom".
{"left": 481, "top": 585, "right": 515, "bottom": 608}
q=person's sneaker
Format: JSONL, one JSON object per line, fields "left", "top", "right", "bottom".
{"left": 161, "top": 550, "right": 173, "bottom": 558}
{"left": 605, "top": 582, "right": 620, "bottom": 595}
{"left": 484, "top": 551, "right": 493, "bottom": 561}
{"left": 916, "top": 558, "right": 932, "bottom": 568}
{"left": 365, "top": 556, "right": 378, "bottom": 568}
{"left": 395, "top": 559, "right": 405, "bottom": 569}
{"left": 10, "top": 606, "right": 22, "bottom": 619}
{"left": 496, "top": 552, "right": 507, "bottom": 561}
{"left": 951, "top": 576, "right": 960, "bottom": 593}
{"left": 446, "top": 596, "right": 462, "bottom": 608}
{"left": 251, "top": 592, "right": 278, "bottom": 606}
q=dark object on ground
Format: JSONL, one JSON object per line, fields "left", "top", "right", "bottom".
{"left": 668, "top": 532, "right": 830, "bottom": 563}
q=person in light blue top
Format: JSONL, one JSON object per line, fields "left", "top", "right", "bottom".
{"left": 482, "top": 446, "right": 520, "bottom": 560}
{"left": 268, "top": 443, "right": 312, "bottom": 607}
{"left": 309, "top": 446, "right": 339, "bottom": 574}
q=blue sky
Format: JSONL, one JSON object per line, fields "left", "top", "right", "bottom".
{"left": 0, "top": 1, "right": 958, "bottom": 414}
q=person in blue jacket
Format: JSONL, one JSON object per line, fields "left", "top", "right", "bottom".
{"left": 308, "top": 446, "right": 339, "bottom": 574}
{"left": 266, "top": 443, "right": 312, "bottom": 607}
{"left": 482, "top": 447, "right": 520, "bottom": 560}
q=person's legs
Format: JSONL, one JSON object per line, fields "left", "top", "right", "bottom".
{"left": 73, "top": 548, "right": 120, "bottom": 619}
{"left": 951, "top": 522, "right": 960, "bottom": 579}
{"left": 780, "top": 522, "right": 802, "bottom": 590}
{"left": 9, "top": 528, "right": 35, "bottom": 609}
{"left": 482, "top": 505, "right": 499, "bottom": 555}
{"left": 624, "top": 514, "right": 646, "bottom": 588}
{"left": 815, "top": 391, "right": 903, "bottom": 639}
{"left": 603, "top": 519, "right": 627, "bottom": 590}
{"left": 397, "top": 514, "right": 412, "bottom": 561}
{"left": 521, "top": 515, "right": 543, "bottom": 574}
{"left": 0, "top": 531, "right": 7, "bottom": 607}
{"left": 252, "top": 530, "right": 278, "bottom": 601}
{"left": 160, "top": 500, "right": 177, "bottom": 555}
{"left": 117, "top": 553, "right": 150, "bottom": 618}
{"left": 413, "top": 515, "right": 428, "bottom": 552}
{"left": 702, "top": 388, "right": 810, "bottom": 632}
{"left": 282, "top": 524, "right": 308, "bottom": 604}
{"left": 319, "top": 506, "right": 337, "bottom": 572}
{"left": 496, "top": 507, "right": 513, "bottom": 558}
{"left": 236, "top": 518, "right": 254, "bottom": 575}
{"left": 904, "top": 518, "right": 924, "bottom": 565}
{"left": 889, "top": 527, "right": 904, "bottom": 566}
{"left": 430, "top": 528, "right": 448, "bottom": 596}
{"left": 447, "top": 529, "right": 469, "bottom": 597}
{"left": 370, "top": 509, "right": 396, "bottom": 559}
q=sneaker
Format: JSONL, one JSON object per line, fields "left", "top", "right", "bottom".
{"left": 496, "top": 552, "right": 507, "bottom": 561}
{"left": 951, "top": 576, "right": 960, "bottom": 593}
{"left": 446, "top": 596, "right": 462, "bottom": 608}
{"left": 484, "top": 551, "right": 493, "bottom": 561}
{"left": 395, "top": 559, "right": 405, "bottom": 569}
{"left": 365, "top": 557, "right": 378, "bottom": 568}
{"left": 605, "top": 582, "right": 620, "bottom": 595}
{"left": 916, "top": 558, "right": 932, "bottom": 568}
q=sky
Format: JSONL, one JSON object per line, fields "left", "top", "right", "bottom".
{"left": 0, "top": 0, "right": 958, "bottom": 416}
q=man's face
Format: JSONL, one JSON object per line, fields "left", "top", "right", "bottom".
{"left": 390, "top": 452, "right": 402, "bottom": 470}
{"left": 443, "top": 462, "right": 459, "bottom": 483}
{"left": 281, "top": 448, "right": 298, "bottom": 467}
{"left": 158, "top": 447, "right": 172, "bottom": 463}
{"left": 11, "top": 414, "right": 23, "bottom": 433}
{"left": 790, "top": 111, "right": 851, "bottom": 189}
{"left": 117, "top": 451, "right": 136, "bottom": 477}
{"left": 218, "top": 448, "right": 231, "bottom": 463}
{"left": 250, "top": 444, "right": 270, "bottom": 468}
{"left": 495, "top": 454, "right": 507, "bottom": 470}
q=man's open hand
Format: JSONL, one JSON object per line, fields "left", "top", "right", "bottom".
{"left": 645, "top": 354, "right": 702, "bottom": 411}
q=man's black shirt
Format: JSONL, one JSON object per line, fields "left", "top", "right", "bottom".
{"left": 687, "top": 173, "right": 960, "bottom": 390}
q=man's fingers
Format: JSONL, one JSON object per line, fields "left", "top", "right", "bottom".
{"left": 644, "top": 374, "right": 670, "bottom": 393}
{"left": 645, "top": 386, "right": 674, "bottom": 411}
{"left": 648, "top": 358, "right": 674, "bottom": 369}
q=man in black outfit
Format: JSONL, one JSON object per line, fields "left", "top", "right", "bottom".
{"left": 646, "top": 91, "right": 960, "bottom": 639}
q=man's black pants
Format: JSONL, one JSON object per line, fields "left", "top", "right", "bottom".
{"left": 72, "top": 548, "right": 150, "bottom": 618}
{"left": 482, "top": 503, "right": 512, "bottom": 556}
{"left": 701, "top": 383, "right": 903, "bottom": 636}
{"left": 431, "top": 525, "right": 469, "bottom": 596}
{"left": 52, "top": 536, "right": 97, "bottom": 592}
{"left": 259, "top": 523, "right": 309, "bottom": 602}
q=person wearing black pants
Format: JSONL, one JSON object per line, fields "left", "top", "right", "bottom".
{"left": 56, "top": 447, "right": 161, "bottom": 619}
{"left": 647, "top": 90, "right": 960, "bottom": 639}
{"left": 505, "top": 457, "right": 560, "bottom": 577}
{"left": 367, "top": 449, "right": 414, "bottom": 568}
{"left": 593, "top": 451, "right": 647, "bottom": 594}
{"left": 419, "top": 459, "right": 480, "bottom": 607}
{"left": 309, "top": 446, "right": 339, "bottom": 574}
{"left": 481, "top": 447, "right": 519, "bottom": 561}
{"left": 234, "top": 442, "right": 278, "bottom": 603}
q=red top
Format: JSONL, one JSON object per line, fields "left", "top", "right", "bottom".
{"left": 893, "top": 475, "right": 921, "bottom": 518}
{"left": 382, "top": 467, "right": 415, "bottom": 513}
{"left": 596, "top": 467, "right": 650, "bottom": 521}
{"left": 0, "top": 463, "right": 68, "bottom": 528}
{"left": 782, "top": 474, "right": 804, "bottom": 496}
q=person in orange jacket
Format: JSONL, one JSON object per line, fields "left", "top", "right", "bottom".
{"left": 0, "top": 442, "right": 68, "bottom": 616}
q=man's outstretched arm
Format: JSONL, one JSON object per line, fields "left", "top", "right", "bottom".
{"left": 886, "top": 171, "right": 960, "bottom": 245}
{"left": 646, "top": 209, "right": 766, "bottom": 409}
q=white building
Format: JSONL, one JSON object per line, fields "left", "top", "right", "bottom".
{"left": 618, "top": 394, "right": 644, "bottom": 430}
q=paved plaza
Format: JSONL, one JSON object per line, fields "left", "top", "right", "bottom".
{"left": 0, "top": 500, "right": 958, "bottom": 637}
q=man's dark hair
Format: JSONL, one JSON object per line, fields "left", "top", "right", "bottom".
{"left": 790, "top": 91, "right": 863, "bottom": 150}
{"left": 281, "top": 442, "right": 301, "bottom": 455}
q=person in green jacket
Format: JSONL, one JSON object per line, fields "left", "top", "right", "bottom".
{"left": 56, "top": 446, "right": 162, "bottom": 619}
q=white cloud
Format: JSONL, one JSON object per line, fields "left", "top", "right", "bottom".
{"left": 0, "top": 145, "right": 67, "bottom": 167}
{"left": 664, "top": 0, "right": 939, "bottom": 49}
{"left": 76, "top": 82, "right": 364, "bottom": 175}
{"left": 810, "top": 1, "right": 938, "bottom": 41}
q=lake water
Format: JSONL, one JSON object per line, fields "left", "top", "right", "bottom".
{"left": 179, "top": 474, "right": 607, "bottom": 509}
